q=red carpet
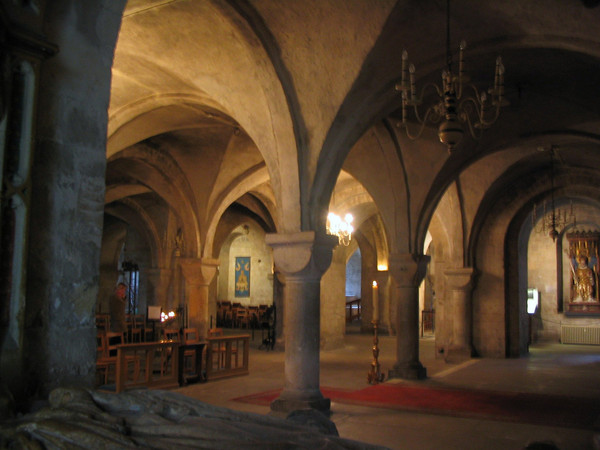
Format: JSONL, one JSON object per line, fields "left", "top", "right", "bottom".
{"left": 232, "top": 384, "right": 600, "bottom": 429}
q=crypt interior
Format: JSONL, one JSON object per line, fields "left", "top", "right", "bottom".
{"left": 2, "top": 0, "right": 600, "bottom": 448}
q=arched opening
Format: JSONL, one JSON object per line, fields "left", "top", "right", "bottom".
{"left": 345, "top": 247, "right": 362, "bottom": 331}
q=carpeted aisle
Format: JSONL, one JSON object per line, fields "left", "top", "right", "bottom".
{"left": 232, "top": 383, "right": 600, "bottom": 430}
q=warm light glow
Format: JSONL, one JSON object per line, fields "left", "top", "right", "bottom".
{"left": 377, "top": 264, "right": 388, "bottom": 271}
{"left": 160, "top": 310, "right": 176, "bottom": 322}
{"left": 327, "top": 212, "right": 354, "bottom": 246}
{"left": 372, "top": 281, "right": 378, "bottom": 288}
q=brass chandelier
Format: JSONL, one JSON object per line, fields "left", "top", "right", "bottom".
{"left": 533, "top": 146, "right": 576, "bottom": 242}
{"left": 395, "top": 0, "right": 506, "bottom": 152}
{"left": 327, "top": 212, "right": 354, "bottom": 246}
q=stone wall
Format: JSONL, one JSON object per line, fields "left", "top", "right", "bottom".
{"left": 220, "top": 225, "right": 273, "bottom": 306}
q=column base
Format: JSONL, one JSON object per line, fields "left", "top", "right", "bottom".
{"left": 444, "top": 346, "right": 473, "bottom": 364}
{"left": 388, "top": 361, "right": 427, "bottom": 380}
{"left": 270, "top": 390, "right": 331, "bottom": 415}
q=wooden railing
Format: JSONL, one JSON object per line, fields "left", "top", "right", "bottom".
{"left": 115, "top": 341, "right": 180, "bottom": 393}
{"left": 205, "top": 334, "right": 249, "bottom": 381}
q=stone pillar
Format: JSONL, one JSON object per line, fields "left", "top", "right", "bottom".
{"left": 320, "top": 245, "right": 346, "bottom": 350}
{"left": 444, "top": 267, "right": 475, "bottom": 362}
{"left": 146, "top": 267, "right": 172, "bottom": 309}
{"left": 374, "top": 270, "right": 389, "bottom": 325}
{"left": 388, "top": 253, "right": 429, "bottom": 380}
{"left": 266, "top": 231, "right": 337, "bottom": 414}
{"left": 273, "top": 270, "right": 285, "bottom": 345}
{"left": 179, "top": 258, "right": 219, "bottom": 338}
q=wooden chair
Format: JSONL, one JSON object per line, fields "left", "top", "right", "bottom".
{"left": 96, "top": 332, "right": 110, "bottom": 385}
{"left": 163, "top": 328, "right": 181, "bottom": 341}
{"left": 96, "top": 314, "right": 110, "bottom": 332}
{"left": 224, "top": 308, "right": 233, "bottom": 328}
{"left": 125, "top": 315, "right": 135, "bottom": 342}
{"left": 182, "top": 327, "right": 200, "bottom": 377}
{"left": 96, "top": 332, "right": 140, "bottom": 386}
{"left": 247, "top": 306, "right": 259, "bottom": 328}
{"left": 105, "top": 331, "right": 125, "bottom": 357}
{"left": 235, "top": 307, "right": 250, "bottom": 329}
{"left": 258, "top": 304, "right": 268, "bottom": 322}
{"left": 207, "top": 328, "right": 223, "bottom": 338}
{"left": 134, "top": 314, "right": 152, "bottom": 342}
{"left": 217, "top": 300, "right": 232, "bottom": 327}
{"left": 207, "top": 328, "right": 238, "bottom": 368}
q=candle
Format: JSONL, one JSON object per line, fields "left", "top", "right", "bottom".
{"left": 372, "top": 281, "right": 379, "bottom": 321}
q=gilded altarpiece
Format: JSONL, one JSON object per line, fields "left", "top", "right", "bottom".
{"left": 566, "top": 231, "right": 600, "bottom": 314}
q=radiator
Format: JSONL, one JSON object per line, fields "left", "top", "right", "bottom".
{"left": 561, "top": 325, "right": 600, "bottom": 345}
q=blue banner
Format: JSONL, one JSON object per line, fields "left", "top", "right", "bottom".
{"left": 235, "top": 256, "right": 250, "bottom": 297}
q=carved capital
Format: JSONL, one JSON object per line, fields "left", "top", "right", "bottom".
{"left": 179, "top": 258, "right": 219, "bottom": 286}
{"left": 266, "top": 231, "right": 338, "bottom": 281}
{"left": 388, "top": 253, "right": 430, "bottom": 287}
{"left": 444, "top": 267, "right": 475, "bottom": 291}
{"left": 373, "top": 270, "right": 389, "bottom": 287}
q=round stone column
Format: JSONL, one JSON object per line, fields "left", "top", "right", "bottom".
{"left": 388, "top": 253, "right": 429, "bottom": 380}
{"left": 444, "top": 267, "right": 475, "bottom": 362}
{"left": 179, "top": 258, "right": 219, "bottom": 339}
{"left": 266, "top": 231, "right": 337, "bottom": 414}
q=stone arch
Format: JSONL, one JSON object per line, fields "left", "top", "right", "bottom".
{"left": 469, "top": 141, "right": 600, "bottom": 357}
{"left": 107, "top": 144, "right": 201, "bottom": 258}
{"left": 105, "top": 197, "right": 163, "bottom": 267}
{"left": 203, "top": 165, "right": 272, "bottom": 259}
{"left": 107, "top": 93, "right": 239, "bottom": 157}
{"left": 111, "top": 0, "right": 301, "bottom": 233}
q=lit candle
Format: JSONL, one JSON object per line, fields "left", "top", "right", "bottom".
{"left": 372, "top": 281, "right": 379, "bottom": 321}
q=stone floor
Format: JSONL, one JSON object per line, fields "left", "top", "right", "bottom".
{"left": 177, "top": 329, "right": 600, "bottom": 450}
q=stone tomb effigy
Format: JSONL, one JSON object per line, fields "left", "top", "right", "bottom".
{"left": 0, "top": 388, "right": 386, "bottom": 449}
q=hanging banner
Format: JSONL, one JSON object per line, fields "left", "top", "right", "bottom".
{"left": 235, "top": 256, "right": 250, "bottom": 297}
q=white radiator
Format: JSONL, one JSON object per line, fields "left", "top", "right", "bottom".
{"left": 561, "top": 325, "right": 600, "bottom": 345}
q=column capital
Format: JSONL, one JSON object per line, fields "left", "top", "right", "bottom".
{"left": 388, "top": 253, "right": 430, "bottom": 287}
{"left": 266, "top": 231, "right": 338, "bottom": 280}
{"left": 444, "top": 267, "right": 476, "bottom": 290}
{"left": 179, "top": 257, "right": 219, "bottom": 286}
{"left": 376, "top": 270, "right": 389, "bottom": 287}
{"left": 369, "top": 269, "right": 389, "bottom": 287}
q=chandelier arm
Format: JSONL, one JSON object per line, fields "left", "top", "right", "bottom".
{"left": 406, "top": 82, "right": 444, "bottom": 124}
{"left": 403, "top": 105, "right": 438, "bottom": 140}
{"left": 477, "top": 102, "right": 502, "bottom": 128}
{"left": 460, "top": 83, "right": 503, "bottom": 128}
{"left": 458, "top": 97, "right": 484, "bottom": 140}
{"left": 421, "top": 81, "right": 444, "bottom": 100}
{"left": 462, "top": 83, "right": 485, "bottom": 107}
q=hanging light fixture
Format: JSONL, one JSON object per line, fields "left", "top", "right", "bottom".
{"left": 395, "top": 0, "right": 506, "bottom": 152}
{"left": 532, "top": 146, "right": 576, "bottom": 242}
{"left": 327, "top": 212, "right": 354, "bottom": 246}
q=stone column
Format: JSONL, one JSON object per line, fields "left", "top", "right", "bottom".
{"left": 146, "top": 267, "right": 172, "bottom": 310}
{"left": 179, "top": 258, "right": 219, "bottom": 338}
{"left": 273, "top": 271, "right": 285, "bottom": 345}
{"left": 388, "top": 253, "right": 429, "bottom": 380}
{"left": 444, "top": 267, "right": 475, "bottom": 362}
{"left": 266, "top": 231, "right": 337, "bottom": 414}
{"left": 374, "top": 270, "right": 389, "bottom": 330}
